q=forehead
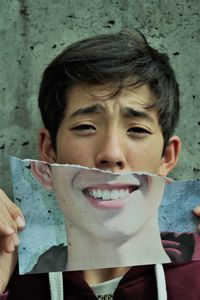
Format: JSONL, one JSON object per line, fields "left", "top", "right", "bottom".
{"left": 65, "top": 83, "right": 156, "bottom": 111}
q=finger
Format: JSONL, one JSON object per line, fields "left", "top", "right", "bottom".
{"left": 15, "top": 216, "right": 25, "bottom": 230}
{"left": 0, "top": 233, "right": 20, "bottom": 253}
{"left": 0, "top": 198, "right": 20, "bottom": 235}
{"left": 0, "top": 236, "right": 14, "bottom": 253}
{"left": 0, "top": 249, "right": 18, "bottom": 293}
{"left": 0, "top": 213, "right": 16, "bottom": 237}
{"left": 0, "top": 189, "right": 25, "bottom": 230}
{"left": 192, "top": 205, "right": 200, "bottom": 216}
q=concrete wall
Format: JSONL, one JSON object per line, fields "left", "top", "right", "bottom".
{"left": 0, "top": 0, "right": 200, "bottom": 197}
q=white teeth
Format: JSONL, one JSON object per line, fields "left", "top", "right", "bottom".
{"left": 125, "top": 189, "right": 129, "bottom": 196}
{"left": 120, "top": 189, "right": 127, "bottom": 198}
{"left": 110, "top": 189, "right": 119, "bottom": 200}
{"left": 103, "top": 190, "right": 110, "bottom": 200}
{"left": 97, "top": 189, "right": 102, "bottom": 198}
{"left": 88, "top": 188, "right": 133, "bottom": 201}
{"left": 93, "top": 189, "right": 97, "bottom": 198}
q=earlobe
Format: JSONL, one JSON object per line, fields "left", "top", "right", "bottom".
{"left": 31, "top": 161, "right": 53, "bottom": 191}
{"left": 159, "top": 136, "right": 181, "bottom": 176}
{"left": 39, "top": 128, "right": 57, "bottom": 163}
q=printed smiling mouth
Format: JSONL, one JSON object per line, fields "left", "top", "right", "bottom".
{"left": 82, "top": 186, "right": 139, "bottom": 201}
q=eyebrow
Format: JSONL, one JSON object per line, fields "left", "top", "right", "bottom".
{"left": 68, "top": 104, "right": 105, "bottom": 118}
{"left": 68, "top": 104, "right": 155, "bottom": 123}
{"left": 122, "top": 107, "right": 155, "bottom": 123}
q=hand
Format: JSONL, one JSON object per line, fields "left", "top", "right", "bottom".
{"left": 161, "top": 232, "right": 195, "bottom": 263}
{"left": 193, "top": 206, "right": 200, "bottom": 230}
{"left": 0, "top": 189, "right": 25, "bottom": 293}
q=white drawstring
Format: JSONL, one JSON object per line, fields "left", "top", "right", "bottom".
{"left": 48, "top": 265, "right": 167, "bottom": 300}
{"left": 49, "top": 272, "right": 64, "bottom": 300}
{"left": 155, "top": 264, "right": 167, "bottom": 300}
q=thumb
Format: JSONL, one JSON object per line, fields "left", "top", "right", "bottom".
{"left": 0, "top": 189, "right": 25, "bottom": 231}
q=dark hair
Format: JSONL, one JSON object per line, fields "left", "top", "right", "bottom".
{"left": 38, "top": 29, "right": 180, "bottom": 149}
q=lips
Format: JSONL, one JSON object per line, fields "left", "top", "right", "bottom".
{"left": 82, "top": 184, "right": 140, "bottom": 209}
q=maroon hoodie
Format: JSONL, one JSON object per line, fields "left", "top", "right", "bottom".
{"left": 2, "top": 232, "right": 200, "bottom": 299}
{"left": 1, "top": 260, "right": 200, "bottom": 300}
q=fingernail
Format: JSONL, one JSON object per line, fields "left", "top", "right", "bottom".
{"left": 193, "top": 209, "right": 200, "bottom": 217}
{"left": 15, "top": 216, "right": 25, "bottom": 228}
{"left": 13, "top": 233, "right": 20, "bottom": 246}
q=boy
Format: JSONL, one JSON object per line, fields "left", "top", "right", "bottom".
{"left": 0, "top": 29, "right": 200, "bottom": 299}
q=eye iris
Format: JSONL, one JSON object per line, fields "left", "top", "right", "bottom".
{"left": 137, "top": 128, "right": 147, "bottom": 133}
{"left": 127, "top": 127, "right": 151, "bottom": 136}
{"left": 74, "top": 124, "right": 96, "bottom": 131}
{"left": 130, "top": 127, "right": 146, "bottom": 133}
{"left": 80, "top": 125, "right": 91, "bottom": 129}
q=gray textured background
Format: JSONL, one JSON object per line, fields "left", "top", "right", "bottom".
{"left": 1, "top": 0, "right": 200, "bottom": 197}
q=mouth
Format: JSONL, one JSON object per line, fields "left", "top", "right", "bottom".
{"left": 83, "top": 185, "right": 139, "bottom": 201}
{"left": 82, "top": 185, "right": 140, "bottom": 209}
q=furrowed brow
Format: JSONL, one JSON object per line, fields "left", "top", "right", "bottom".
{"left": 69, "top": 104, "right": 104, "bottom": 118}
{"left": 122, "top": 107, "right": 155, "bottom": 123}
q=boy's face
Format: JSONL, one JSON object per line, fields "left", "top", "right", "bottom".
{"left": 40, "top": 83, "right": 180, "bottom": 176}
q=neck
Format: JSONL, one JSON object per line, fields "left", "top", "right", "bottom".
{"left": 83, "top": 266, "right": 130, "bottom": 285}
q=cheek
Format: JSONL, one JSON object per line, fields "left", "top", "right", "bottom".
{"left": 56, "top": 138, "right": 94, "bottom": 166}
{"left": 127, "top": 144, "right": 163, "bottom": 173}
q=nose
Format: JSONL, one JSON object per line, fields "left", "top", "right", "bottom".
{"left": 95, "top": 134, "right": 126, "bottom": 172}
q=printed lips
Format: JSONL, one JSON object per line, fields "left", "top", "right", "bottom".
{"left": 73, "top": 170, "right": 148, "bottom": 209}
{"left": 82, "top": 184, "right": 140, "bottom": 209}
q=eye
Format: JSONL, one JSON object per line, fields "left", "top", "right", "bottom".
{"left": 127, "top": 127, "right": 151, "bottom": 136}
{"left": 71, "top": 124, "right": 96, "bottom": 135}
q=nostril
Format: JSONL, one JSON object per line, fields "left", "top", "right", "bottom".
{"left": 117, "top": 161, "right": 123, "bottom": 167}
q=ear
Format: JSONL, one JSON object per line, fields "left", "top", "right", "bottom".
{"left": 39, "top": 128, "right": 57, "bottom": 163}
{"left": 159, "top": 136, "right": 181, "bottom": 176}
{"left": 31, "top": 161, "right": 53, "bottom": 191}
